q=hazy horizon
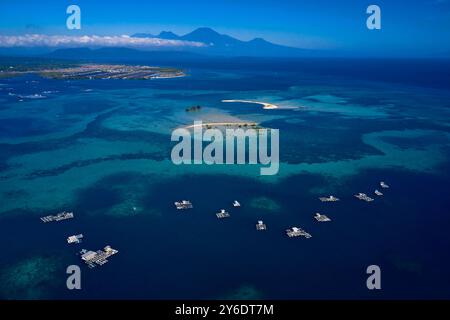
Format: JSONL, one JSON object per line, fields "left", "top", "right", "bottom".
{"left": 1, "top": 0, "right": 449, "bottom": 58}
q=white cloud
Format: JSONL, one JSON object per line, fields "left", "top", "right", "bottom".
{"left": 0, "top": 34, "right": 206, "bottom": 48}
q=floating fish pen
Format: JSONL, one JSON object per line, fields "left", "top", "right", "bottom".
{"left": 80, "top": 246, "right": 118, "bottom": 268}
{"left": 374, "top": 190, "right": 383, "bottom": 196}
{"left": 354, "top": 193, "right": 374, "bottom": 202}
{"left": 319, "top": 195, "right": 340, "bottom": 202}
{"left": 174, "top": 200, "right": 193, "bottom": 210}
{"left": 286, "top": 227, "right": 312, "bottom": 238}
{"left": 256, "top": 220, "right": 267, "bottom": 230}
{"left": 380, "top": 181, "right": 390, "bottom": 189}
{"left": 314, "top": 213, "right": 331, "bottom": 222}
{"left": 40, "top": 211, "right": 74, "bottom": 223}
{"left": 233, "top": 200, "right": 241, "bottom": 207}
{"left": 67, "top": 234, "right": 83, "bottom": 244}
{"left": 216, "top": 209, "right": 230, "bottom": 219}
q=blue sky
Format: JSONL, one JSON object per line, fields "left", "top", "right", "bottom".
{"left": 0, "top": 0, "right": 449, "bottom": 56}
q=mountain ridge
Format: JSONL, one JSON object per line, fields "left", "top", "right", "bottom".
{"left": 44, "top": 47, "right": 204, "bottom": 63}
{"left": 131, "top": 27, "right": 317, "bottom": 57}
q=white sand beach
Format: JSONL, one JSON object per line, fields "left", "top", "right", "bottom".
{"left": 222, "top": 99, "right": 279, "bottom": 109}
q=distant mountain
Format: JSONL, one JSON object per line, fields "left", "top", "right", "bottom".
{"left": 157, "top": 31, "right": 181, "bottom": 40}
{"left": 131, "top": 27, "right": 318, "bottom": 57}
{"left": 180, "top": 27, "right": 241, "bottom": 45}
{"left": 39, "top": 28, "right": 324, "bottom": 62}
{"left": 45, "top": 47, "right": 204, "bottom": 63}
{"left": 132, "top": 31, "right": 180, "bottom": 40}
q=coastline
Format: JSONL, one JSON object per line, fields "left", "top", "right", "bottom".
{"left": 0, "top": 63, "right": 186, "bottom": 80}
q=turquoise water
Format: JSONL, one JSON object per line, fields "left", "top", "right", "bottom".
{"left": 0, "top": 60, "right": 450, "bottom": 299}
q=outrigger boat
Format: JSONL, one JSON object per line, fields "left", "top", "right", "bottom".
{"left": 354, "top": 193, "right": 374, "bottom": 202}
{"left": 256, "top": 220, "right": 267, "bottom": 230}
{"left": 319, "top": 195, "right": 339, "bottom": 202}
{"left": 314, "top": 213, "right": 331, "bottom": 222}
{"left": 216, "top": 209, "right": 230, "bottom": 219}
{"left": 286, "top": 227, "right": 312, "bottom": 238}
{"left": 174, "top": 200, "right": 193, "bottom": 210}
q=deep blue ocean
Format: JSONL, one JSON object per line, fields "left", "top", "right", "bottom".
{"left": 0, "top": 58, "right": 449, "bottom": 299}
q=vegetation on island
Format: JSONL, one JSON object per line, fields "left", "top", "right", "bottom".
{"left": 185, "top": 105, "right": 202, "bottom": 112}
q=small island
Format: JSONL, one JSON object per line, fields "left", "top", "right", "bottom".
{"left": 185, "top": 105, "right": 202, "bottom": 112}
